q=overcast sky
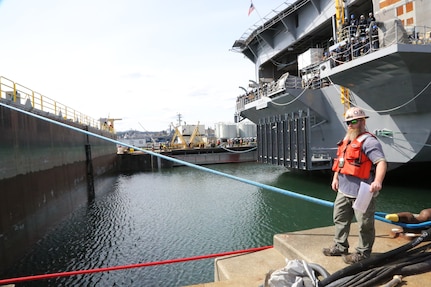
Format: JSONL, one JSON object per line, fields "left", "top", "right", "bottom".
{"left": 0, "top": 0, "right": 291, "bottom": 132}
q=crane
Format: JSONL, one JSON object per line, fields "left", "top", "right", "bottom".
{"left": 138, "top": 122, "right": 157, "bottom": 147}
{"left": 188, "top": 122, "right": 205, "bottom": 148}
{"left": 169, "top": 123, "right": 188, "bottom": 149}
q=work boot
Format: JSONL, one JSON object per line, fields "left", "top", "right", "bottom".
{"left": 342, "top": 252, "right": 369, "bottom": 264}
{"left": 322, "top": 245, "right": 348, "bottom": 256}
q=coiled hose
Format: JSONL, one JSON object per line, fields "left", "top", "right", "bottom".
{"left": 318, "top": 227, "right": 431, "bottom": 286}
{"left": 324, "top": 248, "right": 431, "bottom": 286}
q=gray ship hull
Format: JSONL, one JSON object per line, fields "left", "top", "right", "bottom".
{"left": 233, "top": 0, "right": 431, "bottom": 172}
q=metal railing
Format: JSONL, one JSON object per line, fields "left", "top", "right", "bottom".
{"left": 233, "top": 0, "right": 305, "bottom": 50}
{"left": 330, "top": 22, "right": 431, "bottom": 67}
{"left": 0, "top": 76, "right": 104, "bottom": 131}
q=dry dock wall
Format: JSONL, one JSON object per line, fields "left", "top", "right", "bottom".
{"left": 0, "top": 103, "right": 117, "bottom": 274}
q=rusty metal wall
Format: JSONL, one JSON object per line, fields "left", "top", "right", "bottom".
{"left": 0, "top": 104, "right": 117, "bottom": 273}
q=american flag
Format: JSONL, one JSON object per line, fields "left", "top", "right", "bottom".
{"left": 248, "top": 2, "right": 255, "bottom": 16}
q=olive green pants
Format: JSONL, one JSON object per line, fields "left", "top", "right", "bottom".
{"left": 333, "top": 192, "right": 375, "bottom": 256}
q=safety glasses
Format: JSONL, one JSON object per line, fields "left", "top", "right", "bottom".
{"left": 346, "top": 119, "right": 359, "bottom": 125}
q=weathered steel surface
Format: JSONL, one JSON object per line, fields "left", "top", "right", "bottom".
{"left": 0, "top": 104, "right": 117, "bottom": 273}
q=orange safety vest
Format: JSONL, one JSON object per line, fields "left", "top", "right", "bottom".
{"left": 332, "top": 132, "right": 373, "bottom": 179}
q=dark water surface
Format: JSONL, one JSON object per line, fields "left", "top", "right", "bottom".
{"left": 2, "top": 162, "right": 430, "bottom": 286}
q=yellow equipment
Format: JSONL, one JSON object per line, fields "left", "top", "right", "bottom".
{"left": 188, "top": 122, "right": 205, "bottom": 148}
{"left": 335, "top": 0, "right": 350, "bottom": 113}
{"left": 335, "top": 0, "right": 346, "bottom": 42}
{"left": 169, "top": 122, "right": 206, "bottom": 149}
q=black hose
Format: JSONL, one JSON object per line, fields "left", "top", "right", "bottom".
{"left": 349, "top": 267, "right": 392, "bottom": 286}
{"left": 397, "top": 259, "right": 431, "bottom": 276}
{"left": 325, "top": 265, "right": 394, "bottom": 287}
{"left": 309, "top": 262, "right": 331, "bottom": 278}
{"left": 398, "top": 242, "right": 431, "bottom": 258}
{"left": 318, "top": 227, "right": 431, "bottom": 286}
{"left": 356, "top": 256, "right": 431, "bottom": 287}
{"left": 325, "top": 255, "right": 431, "bottom": 287}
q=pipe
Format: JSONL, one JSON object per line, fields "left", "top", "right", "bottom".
{"left": 380, "top": 275, "right": 402, "bottom": 287}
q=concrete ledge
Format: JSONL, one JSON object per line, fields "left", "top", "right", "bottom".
{"left": 215, "top": 248, "right": 285, "bottom": 281}
{"left": 186, "top": 277, "right": 264, "bottom": 287}
{"left": 274, "top": 220, "right": 401, "bottom": 274}
{"left": 185, "top": 221, "right": 431, "bottom": 287}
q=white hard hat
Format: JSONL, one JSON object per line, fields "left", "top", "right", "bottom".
{"left": 344, "top": 107, "right": 369, "bottom": 121}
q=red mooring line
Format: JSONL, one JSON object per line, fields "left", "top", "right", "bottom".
{"left": 0, "top": 245, "right": 273, "bottom": 284}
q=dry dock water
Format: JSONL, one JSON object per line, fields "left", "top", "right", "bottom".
{"left": 187, "top": 221, "right": 431, "bottom": 286}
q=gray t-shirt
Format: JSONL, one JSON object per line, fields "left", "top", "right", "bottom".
{"left": 338, "top": 135, "right": 386, "bottom": 198}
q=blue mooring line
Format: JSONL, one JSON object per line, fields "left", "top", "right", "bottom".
{"left": 0, "top": 102, "right": 334, "bottom": 209}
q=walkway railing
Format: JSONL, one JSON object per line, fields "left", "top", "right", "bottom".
{"left": 0, "top": 76, "right": 103, "bottom": 131}
{"left": 329, "top": 22, "right": 431, "bottom": 67}
{"left": 234, "top": 0, "right": 304, "bottom": 49}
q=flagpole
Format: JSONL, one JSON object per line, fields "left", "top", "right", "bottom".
{"left": 248, "top": 1, "right": 264, "bottom": 24}
{"left": 247, "top": 1, "right": 263, "bottom": 94}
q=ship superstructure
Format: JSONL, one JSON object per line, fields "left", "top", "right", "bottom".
{"left": 233, "top": 0, "right": 431, "bottom": 171}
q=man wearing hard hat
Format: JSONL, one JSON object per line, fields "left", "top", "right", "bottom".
{"left": 323, "top": 107, "right": 387, "bottom": 264}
